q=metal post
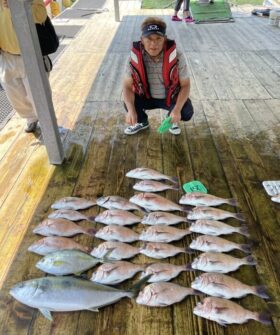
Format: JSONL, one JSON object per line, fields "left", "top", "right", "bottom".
{"left": 114, "top": 0, "right": 120, "bottom": 22}
{"left": 8, "top": 0, "right": 64, "bottom": 165}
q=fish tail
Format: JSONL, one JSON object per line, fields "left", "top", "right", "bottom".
{"left": 255, "top": 312, "right": 272, "bottom": 325}
{"left": 171, "top": 184, "right": 180, "bottom": 190}
{"left": 254, "top": 285, "right": 270, "bottom": 300}
{"left": 182, "top": 206, "right": 191, "bottom": 213}
{"left": 186, "top": 263, "right": 195, "bottom": 271}
{"left": 192, "top": 289, "right": 204, "bottom": 296}
{"left": 234, "top": 213, "right": 245, "bottom": 221}
{"left": 85, "top": 228, "right": 96, "bottom": 237}
{"left": 186, "top": 247, "right": 196, "bottom": 254}
{"left": 239, "top": 225, "right": 250, "bottom": 237}
{"left": 129, "top": 274, "right": 152, "bottom": 297}
{"left": 227, "top": 198, "right": 239, "bottom": 207}
{"left": 88, "top": 216, "right": 96, "bottom": 223}
{"left": 169, "top": 176, "right": 179, "bottom": 184}
{"left": 240, "top": 243, "right": 252, "bottom": 254}
{"left": 244, "top": 255, "right": 257, "bottom": 266}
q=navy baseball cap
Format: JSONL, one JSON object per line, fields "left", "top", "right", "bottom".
{"left": 142, "top": 24, "right": 166, "bottom": 37}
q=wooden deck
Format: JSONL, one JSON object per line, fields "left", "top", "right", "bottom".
{"left": 0, "top": 1, "right": 279, "bottom": 334}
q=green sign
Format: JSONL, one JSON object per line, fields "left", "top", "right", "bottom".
{"left": 157, "top": 116, "right": 172, "bottom": 134}
{"left": 183, "top": 180, "right": 208, "bottom": 194}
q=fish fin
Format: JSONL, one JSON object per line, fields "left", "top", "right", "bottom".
{"left": 227, "top": 198, "right": 239, "bottom": 207}
{"left": 255, "top": 285, "right": 270, "bottom": 300}
{"left": 88, "top": 216, "right": 96, "bottom": 223}
{"left": 240, "top": 243, "right": 252, "bottom": 254}
{"left": 102, "top": 248, "right": 117, "bottom": 262}
{"left": 257, "top": 312, "right": 272, "bottom": 325}
{"left": 88, "top": 307, "right": 99, "bottom": 312}
{"left": 212, "top": 283, "right": 227, "bottom": 289}
{"left": 244, "top": 255, "right": 257, "bottom": 266}
{"left": 209, "top": 261, "right": 222, "bottom": 265}
{"left": 216, "top": 319, "right": 228, "bottom": 327}
{"left": 239, "top": 224, "right": 250, "bottom": 237}
{"left": 85, "top": 228, "right": 96, "bottom": 237}
{"left": 39, "top": 309, "right": 53, "bottom": 321}
{"left": 215, "top": 307, "right": 229, "bottom": 314}
{"left": 234, "top": 213, "right": 245, "bottom": 222}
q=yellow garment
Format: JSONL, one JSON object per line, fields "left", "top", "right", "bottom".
{"left": 0, "top": 0, "right": 47, "bottom": 55}
{"left": 62, "top": 0, "right": 72, "bottom": 8}
{"left": 50, "top": 1, "right": 60, "bottom": 17}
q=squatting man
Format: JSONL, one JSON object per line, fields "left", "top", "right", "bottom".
{"left": 123, "top": 16, "right": 194, "bottom": 136}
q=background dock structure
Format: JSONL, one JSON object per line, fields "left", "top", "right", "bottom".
{"left": 0, "top": 1, "right": 279, "bottom": 334}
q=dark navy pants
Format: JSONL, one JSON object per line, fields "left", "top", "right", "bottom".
{"left": 124, "top": 95, "right": 194, "bottom": 124}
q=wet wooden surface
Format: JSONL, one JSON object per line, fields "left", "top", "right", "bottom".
{"left": 0, "top": 2, "right": 280, "bottom": 334}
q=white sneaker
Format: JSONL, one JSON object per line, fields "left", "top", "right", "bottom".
{"left": 168, "top": 123, "right": 181, "bottom": 135}
{"left": 124, "top": 122, "right": 149, "bottom": 135}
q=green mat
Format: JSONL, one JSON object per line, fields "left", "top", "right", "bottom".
{"left": 190, "top": 0, "right": 234, "bottom": 23}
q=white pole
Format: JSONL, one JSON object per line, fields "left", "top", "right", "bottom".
{"left": 114, "top": 0, "right": 120, "bottom": 22}
{"left": 8, "top": 0, "right": 64, "bottom": 165}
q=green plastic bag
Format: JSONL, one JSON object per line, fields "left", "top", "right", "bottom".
{"left": 157, "top": 116, "right": 172, "bottom": 134}
{"left": 183, "top": 180, "right": 208, "bottom": 194}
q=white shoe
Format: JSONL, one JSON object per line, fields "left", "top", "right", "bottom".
{"left": 168, "top": 123, "right": 181, "bottom": 135}
{"left": 124, "top": 122, "right": 149, "bottom": 135}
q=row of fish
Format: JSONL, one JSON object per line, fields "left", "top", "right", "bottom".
{"left": 10, "top": 167, "right": 271, "bottom": 326}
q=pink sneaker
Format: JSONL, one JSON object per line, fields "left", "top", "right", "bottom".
{"left": 183, "top": 16, "right": 194, "bottom": 23}
{"left": 171, "top": 15, "right": 182, "bottom": 21}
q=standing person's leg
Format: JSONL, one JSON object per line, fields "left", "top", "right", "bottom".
{"left": 0, "top": 52, "right": 38, "bottom": 132}
{"left": 183, "top": 0, "right": 194, "bottom": 23}
{"left": 124, "top": 95, "right": 155, "bottom": 135}
{"left": 172, "top": 0, "right": 183, "bottom": 21}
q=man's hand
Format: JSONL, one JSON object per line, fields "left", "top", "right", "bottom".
{"left": 170, "top": 108, "right": 181, "bottom": 123}
{"left": 125, "top": 111, "right": 137, "bottom": 125}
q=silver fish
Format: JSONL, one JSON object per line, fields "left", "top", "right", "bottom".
{"left": 95, "top": 225, "right": 139, "bottom": 242}
{"left": 97, "top": 196, "right": 142, "bottom": 211}
{"left": 190, "top": 252, "right": 257, "bottom": 273}
{"left": 271, "top": 194, "right": 280, "bottom": 203}
{"left": 188, "top": 235, "right": 251, "bottom": 253}
{"left": 51, "top": 197, "right": 97, "bottom": 210}
{"left": 142, "top": 212, "right": 188, "bottom": 225}
{"left": 187, "top": 207, "right": 245, "bottom": 221}
{"left": 189, "top": 219, "right": 249, "bottom": 237}
{"left": 33, "top": 218, "right": 95, "bottom": 237}
{"left": 140, "top": 263, "right": 187, "bottom": 282}
{"left": 179, "top": 192, "right": 238, "bottom": 207}
{"left": 94, "top": 209, "right": 141, "bottom": 226}
{"left": 28, "top": 237, "right": 89, "bottom": 256}
{"left": 126, "top": 167, "right": 178, "bottom": 184}
{"left": 48, "top": 209, "right": 94, "bottom": 222}
{"left": 91, "top": 261, "right": 145, "bottom": 285}
{"left": 91, "top": 241, "right": 139, "bottom": 260}
{"left": 191, "top": 272, "right": 269, "bottom": 299}
{"left": 10, "top": 275, "right": 151, "bottom": 321}
{"left": 139, "top": 225, "right": 191, "bottom": 243}
{"left": 193, "top": 297, "right": 271, "bottom": 326}
{"left": 36, "top": 250, "right": 104, "bottom": 276}
{"left": 140, "top": 242, "right": 187, "bottom": 259}
{"left": 130, "top": 193, "right": 184, "bottom": 212}
{"left": 133, "top": 180, "right": 178, "bottom": 193}
{"left": 136, "top": 282, "right": 199, "bottom": 307}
